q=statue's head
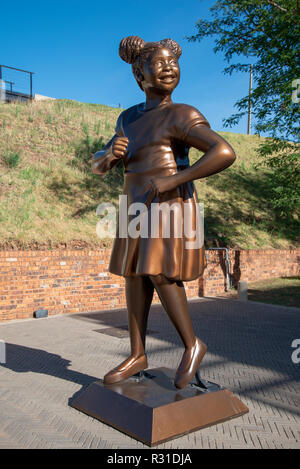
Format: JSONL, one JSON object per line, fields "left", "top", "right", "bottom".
{"left": 119, "top": 36, "right": 181, "bottom": 95}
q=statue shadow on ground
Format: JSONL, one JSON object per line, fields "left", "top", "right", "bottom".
{"left": 0, "top": 342, "right": 98, "bottom": 406}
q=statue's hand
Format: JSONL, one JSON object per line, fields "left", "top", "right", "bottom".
{"left": 149, "top": 175, "right": 178, "bottom": 196}
{"left": 112, "top": 137, "right": 129, "bottom": 159}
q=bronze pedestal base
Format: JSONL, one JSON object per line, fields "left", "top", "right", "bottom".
{"left": 71, "top": 368, "right": 248, "bottom": 446}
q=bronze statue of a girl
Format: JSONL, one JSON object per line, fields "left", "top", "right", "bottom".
{"left": 93, "top": 36, "right": 236, "bottom": 390}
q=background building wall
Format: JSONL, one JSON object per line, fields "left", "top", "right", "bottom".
{"left": 0, "top": 249, "right": 299, "bottom": 321}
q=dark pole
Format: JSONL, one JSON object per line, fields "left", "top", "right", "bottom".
{"left": 0, "top": 66, "right": 3, "bottom": 102}
{"left": 30, "top": 72, "right": 33, "bottom": 99}
{"left": 247, "top": 65, "right": 253, "bottom": 135}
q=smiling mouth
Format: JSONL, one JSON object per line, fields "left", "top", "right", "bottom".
{"left": 159, "top": 75, "right": 176, "bottom": 83}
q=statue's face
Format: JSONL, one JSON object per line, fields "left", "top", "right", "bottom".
{"left": 141, "top": 47, "right": 180, "bottom": 93}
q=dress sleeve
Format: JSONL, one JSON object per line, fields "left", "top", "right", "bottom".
{"left": 172, "top": 105, "right": 210, "bottom": 142}
{"left": 115, "top": 111, "right": 125, "bottom": 137}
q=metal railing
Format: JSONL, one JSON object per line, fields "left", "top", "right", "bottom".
{"left": 0, "top": 64, "right": 34, "bottom": 101}
{"left": 208, "top": 247, "right": 232, "bottom": 291}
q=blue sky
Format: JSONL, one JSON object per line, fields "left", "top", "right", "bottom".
{"left": 1, "top": 0, "right": 252, "bottom": 133}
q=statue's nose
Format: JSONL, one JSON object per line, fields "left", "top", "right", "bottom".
{"left": 163, "top": 62, "right": 171, "bottom": 71}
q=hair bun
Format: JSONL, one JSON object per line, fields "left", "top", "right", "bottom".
{"left": 119, "top": 36, "right": 146, "bottom": 64}
{"left": 159, "top": 38, "right": 182, "bottom": 59}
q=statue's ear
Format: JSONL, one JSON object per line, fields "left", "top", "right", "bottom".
{"left": 134, "top": 67, "right": 144, "bottom": 83}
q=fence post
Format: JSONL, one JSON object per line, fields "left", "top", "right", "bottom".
{"left": 0, "top": 340, "right": 6, "bottom": 364}
{"left": 238, "top": 281, "right": 248, "bottom": 301}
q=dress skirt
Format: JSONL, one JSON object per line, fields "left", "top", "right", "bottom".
{"left": 109, "top": 168, "right": 206, "bottom": 281}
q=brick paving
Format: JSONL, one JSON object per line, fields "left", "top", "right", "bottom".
{"left": 0, "top": 297, "right": 299, "bottom": 449}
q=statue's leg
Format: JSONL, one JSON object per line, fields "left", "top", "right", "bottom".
{"left": 149, "top": 275, "right": 207, "bottom": 389}
{"left": 126, "top": 275, "right": 154, "bottom": 357}
{"left": 103, "top": 275, "right": 154, "bottom": 385}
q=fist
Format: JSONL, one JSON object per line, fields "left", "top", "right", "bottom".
{"left": 112, "top": 137, "right": 129, "bottom": 159}
{"left": 148, "top": 175, "right": 178, "bottom": 196}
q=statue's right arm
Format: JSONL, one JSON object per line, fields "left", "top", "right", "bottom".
{"left": 92, "top": 111, "right": 129, "bottom": 175}
{"left": 92, "top": 135, "right": 121, "bottom": 175}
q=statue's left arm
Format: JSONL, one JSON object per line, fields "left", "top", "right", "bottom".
{"left": 149, "top": 107, "right": 236, "bottom": 195}
{"left": 173, "top": 124, "right": 236, "bottom": 186}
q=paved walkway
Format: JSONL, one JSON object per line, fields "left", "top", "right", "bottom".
{"left": 0, "top": 298, "right": 299, "bottom": 449}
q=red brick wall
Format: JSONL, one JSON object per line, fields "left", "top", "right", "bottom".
{"left": 0, "top": 250, "right": 199, "bottom": 321}
{"left": 0, "top": 248, "right": 299, "bottom": 321}
{"left": 200, "top": 248, "right": 300, "bottom": 297}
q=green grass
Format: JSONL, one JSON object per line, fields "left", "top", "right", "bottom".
{"left": 0, "top": 99, "right": 299, "bottom": 249}
{"left": 218, "top": 276, "right": 300, "bottom": 308}
{"left": 248, "top": 276, "right": 300, "bottom": 308}
{"left": 2, "top": 150, "right": 21, "bottom": 168}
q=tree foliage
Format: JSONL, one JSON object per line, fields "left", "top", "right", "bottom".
{"left": 189, "top": 0, "right": 300, "bottom": 220}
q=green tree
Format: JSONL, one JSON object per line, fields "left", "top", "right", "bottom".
{"left": 188, "top": 0, "right": 300, "bottom": 220}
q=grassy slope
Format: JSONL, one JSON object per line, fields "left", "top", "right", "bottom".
{"left": 217, "top": 276, "right": 300, "bottom": 308}
{"left": 0, "top": 99, "right": 298, "bottom": 249}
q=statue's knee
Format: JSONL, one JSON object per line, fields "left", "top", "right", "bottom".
{"left": 149, "top": 274, "right": 168, "bottom": 286}
{"left": 149, "top": 274, "right": 181, "bottom": 287}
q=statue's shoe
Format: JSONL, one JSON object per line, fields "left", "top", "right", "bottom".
{"left": 174, "top": 338, "right": 207, "bottom": 390}
{"left": 103, "top": 354, "right": 148, "bottom": 385}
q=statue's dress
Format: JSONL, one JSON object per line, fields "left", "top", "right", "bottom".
{"left": 94, "top": 102, "right": 210, "bottom": 281}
